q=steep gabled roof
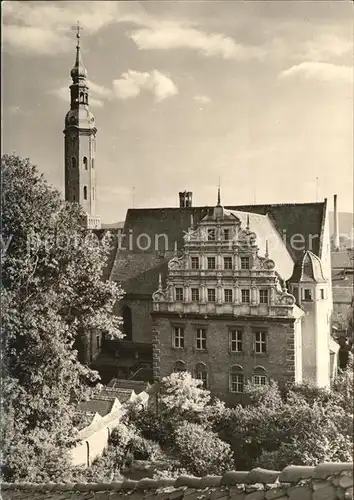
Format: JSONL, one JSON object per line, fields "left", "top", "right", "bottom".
{"left": 110, "top": 202, "right": 326, "bottom": 295}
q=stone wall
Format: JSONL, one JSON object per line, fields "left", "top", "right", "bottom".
{"left": 153, "top": 314, "right": 297, "bottom": 403}
{"left": 2, "top": 462, "right": 353, "bottom": 499}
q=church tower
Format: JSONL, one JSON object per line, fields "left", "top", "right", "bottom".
{"left": 63, "top": 25, "right": 101, "bottom": 229}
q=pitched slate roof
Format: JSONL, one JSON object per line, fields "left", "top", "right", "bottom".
{"left": 229, "top": 210, "right": 294, "bottom": 280}
{"left": 331, "top": 251, "right": 354, "bottom": 270}
{"left": 110, "top": 202, "right": 326, "bottom": 296}
{"left": 78, "top": 398, "right": 115, "bottom": 417}
{"left": 2, "top": 461, "right": 353, "bottom": 500}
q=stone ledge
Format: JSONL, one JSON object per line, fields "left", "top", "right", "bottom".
{"left": 2, "top": 462, "right": 353, "bottom": 497}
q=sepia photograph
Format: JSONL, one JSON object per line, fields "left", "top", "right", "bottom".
{"left": 1, "top": 1, "right": 353, "bottom": 498}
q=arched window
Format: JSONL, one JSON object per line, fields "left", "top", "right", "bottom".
{"left": 194, "top": 362, "right": 208, "bottom": 389}
{"left": 174, "top": 360, "right": 186, "bottom": 373}
{"left": 71, "top": 156, "right": 77, "bottom": 168}
{"left": 80, "top": 92, "right": 84, "bottom": 103}
{"left": 229, "top": 365, "right": 244, "bottom": 393}
{"left": 83, "top": 156, "right": 88, "bottom": 170}
{"left": 83, "top": 186, "right": 87, "bottom": 200}
{"left": 252, "top": 366, "right": 268, "bottom": 386}
{"left": 91, "top": 158, "right": 95, "bottom": 169}
{"left": 122, "top": 305, "right": 132, "bottom": 341}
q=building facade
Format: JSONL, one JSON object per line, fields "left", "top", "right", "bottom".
{"left": 63, "top": 28, "right": 101, "bottom": 229}
{"left": 150, "top": 195, "right": 335, "bottom": 402}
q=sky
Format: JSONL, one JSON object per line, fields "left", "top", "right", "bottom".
{"left": 2, "top": 0, "right": 353, "bottom": 223}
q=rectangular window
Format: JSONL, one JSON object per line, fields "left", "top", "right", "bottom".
{"left": 223, "top": 228, "right": 230, "bottom": 240}
{"left": 253, "top": 375, "right": 267, "bottom": 385}
{"left": 173, "top": 327, "right": 184, "bottom": 349}
{"left": 207, "top": 257, "right": 216, "bottom": 269}
{"left": 175, "top": 287, "right": 184, "bottom": 301}
{"left": 191, "top": 256, "right": 199, "bottom": 269}
{"left": 230, "top": 373, "right": 244, "bottom": 393}
{"left": 320, "top": 289, "right": 325, "bottom": 299}
{"left": 224, "top": 289, "right": 233, "bottom": 303}
{"left": 229, "top": 330, "right": 243, "bottom": 352}
{"left": 241, "top": 289, "right": 250, "bottom": 303}
{"left": 191, "top": 288, "right": 200, "bottom": 301}
{"left": 254, "top": 331, "right": 267, "bottom": 353}
{"left": 207, "top": 228, "right": 216, "bottom": 241}
{"left": 196, "top": 328, "right": 207, "bottom": 350}
{"left": 259, "top": 289, "right": 269, "bottom": 304}
{"left": 207, "top": 289, "right": 216, "bottom": 302}
{"left": 241, "top": 257, "right": 250, "bottom": 270}
{"left": 304, "top": 289, "right": 312, "bottom": 301}
{"left": 224, "top": 256, "right": 232, "bottom": 269}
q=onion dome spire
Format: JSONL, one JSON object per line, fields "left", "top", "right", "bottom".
{"left": 70, "top": 21, "right": 87, "bottom": 82}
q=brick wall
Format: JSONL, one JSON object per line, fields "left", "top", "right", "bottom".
{"left": 152, "top": 313, "right": 297, "bottom": 403}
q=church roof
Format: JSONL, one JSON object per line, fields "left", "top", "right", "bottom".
{"left": 1, "top": 461, "right": 352, "bottom": 500}
{"left": 290, "top": 250, "right": 326, "bottom": 283}
{"left": 110, "top": 202, "right": 327, "bottom": 295}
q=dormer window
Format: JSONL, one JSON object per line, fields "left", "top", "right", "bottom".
{"left": 207, "top": 228, "right": 215, "bottom": 241}
{"left": 223, "top": 228, "right": 230, "bottom": 240}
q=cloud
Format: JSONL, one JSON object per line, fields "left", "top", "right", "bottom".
{"left": 279, "top": 62, "right": 353, "bottom": 84}
{"left": 194, "top": 95, "right": 211, "bottom": 103}
{"left": 130, "top": 26, "right": 264, "bottom": 60}
{"left": 2, "top": 25, "right": 71, "bottom": 55}
{"left": 113, "top": 70, "right": 178, "bottom": 101}
{"left": 2, "top": 0, "right": 121, "bottom": 54}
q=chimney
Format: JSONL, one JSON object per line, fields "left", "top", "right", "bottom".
{"left": 333, "top": 194, "right": 340, "bottom": 251}
{"left": 179, "top": 191, "right": 193, "bottom": 208}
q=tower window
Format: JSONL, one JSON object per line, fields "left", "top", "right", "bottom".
{"left": 71, "top": 156, "right": 77, "bottom": 168}
{"left": 83, "top": 156, "right": 88, "bottom": 170}
{"left": 91, "top": 158, "right": 95, "bottom": 169}
{"left": 92, "top": 187, "right": 95, "bottom": 200}
{"left": 83, "top": 186, "right": 88, "bottom": 200}
{"left": 304, "top": 289, "right": 313, "bottom": 301}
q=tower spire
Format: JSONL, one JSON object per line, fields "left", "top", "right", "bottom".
{"left": 71, "top": 21, "right": 87, "bottom": 82}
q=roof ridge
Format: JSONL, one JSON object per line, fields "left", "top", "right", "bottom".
{"left": 2, "top": 462, "right": 352, "bottom": 492}
{"left": 126, "top": 202, "right": 326, "bottom": 212}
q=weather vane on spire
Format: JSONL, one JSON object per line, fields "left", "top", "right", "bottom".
{"left": 72, "top": 20, "right": 82, "bottom": 45}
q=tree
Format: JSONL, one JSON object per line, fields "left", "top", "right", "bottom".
{"left": 1, "top": 155, "right": 124, "bottom": 481}
{"left": 173, "top": 422, "right": 234, "bottom": 476}
{"left": 219, "top": 380, "right": 353, "bottom": 470}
